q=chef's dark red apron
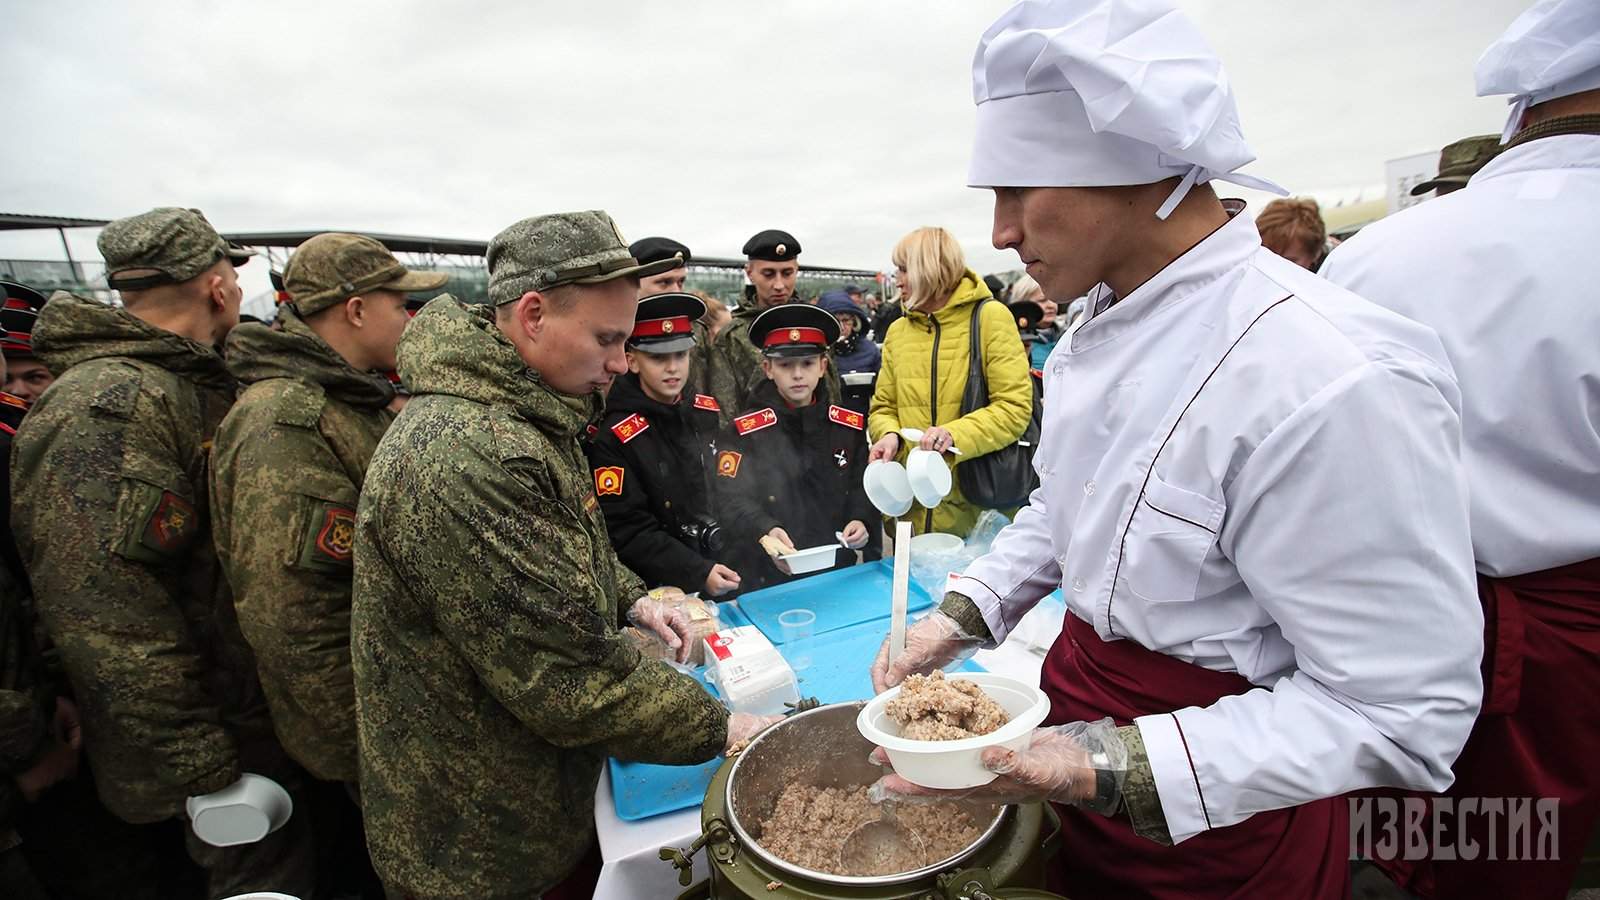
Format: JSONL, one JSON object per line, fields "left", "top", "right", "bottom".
{"left": 1372, "top": 558, "right": 1600, "bottom": 900}
{"left": 1039, "top": 612, "right": 1349, "bottom": 900}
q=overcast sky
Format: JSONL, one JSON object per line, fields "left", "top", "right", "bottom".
{"left": 1, "top": 0, "right": 1525, "bottom": 285}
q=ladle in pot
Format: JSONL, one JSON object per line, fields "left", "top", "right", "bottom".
{"left": 840, "top": 815, "right": 927, "bottom": 875}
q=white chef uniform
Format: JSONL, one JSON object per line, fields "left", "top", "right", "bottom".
{"left": 953, "top": 0, "right": 1485, "bottom": 846}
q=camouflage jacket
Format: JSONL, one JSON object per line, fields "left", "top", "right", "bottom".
{"left": 10, "top": 293, "right": 268, "bottom": 824}
{"left": 352, "top": 297, "right": 728, "bottom": 899}
{"left": 1, "top": 393, "right": 47, "bottom": 834}
{"left": 211, "top": 307, "right": 395, "bottom": 783}
{"left": 703, "top": 302, "right": 841, "bottom": 428}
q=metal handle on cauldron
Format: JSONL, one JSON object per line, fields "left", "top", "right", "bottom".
{"left": 939, "top": 866, "right": 1070, "bottom": 900}
{"left": 659, "top": 816, "right": 733, "bottom": 887}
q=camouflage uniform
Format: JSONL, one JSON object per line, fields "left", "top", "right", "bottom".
{"left": 353, "top": 213, "right": 727, "bottom": 899}
{"left": 10, "top": 209, "right": 316, "bottom": 898}
{"left": 211, "top": 233, "right": 442, "bottom": 785}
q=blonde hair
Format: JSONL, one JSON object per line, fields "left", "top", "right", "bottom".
{"left": 1255, "top": 197, "right": 1326, "bottom": 261}
{"left": 891, "top": 227, "right": 967, "bottom": 312}
{"left": 1008, "top": 274, "right": 1044, "bottom": 303}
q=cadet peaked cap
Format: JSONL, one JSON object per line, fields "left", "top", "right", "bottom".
{"left": 0, "top": 281, "right": 47, "bottom": 357}
{"left": 749, "top": 303, "right": 838, "bottom": 358}
{"left": 284, "top": 233, "right": 449, "bottom": 316}
{"left": 1409, "top": 135, "right": 1502, "bottom": 196}
{"left": 629, "top": 291, "right": 705, "bottom": 354}
{"left": 629, "top": 236, "right": 692, "bottom": 267}
{"left": 486, "top": 210, "right": 679, "bottom": 306}
{"left": 742, "top": 229, "right": 801, "bottom": 262}
{"left": 99, "top": 207, "right": 256, "bottom": 290}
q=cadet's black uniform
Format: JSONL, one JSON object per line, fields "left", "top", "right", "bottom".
{"left": 715, "top": 304, "right": 880, "bottom": 591}
{"left": 586, "top": 374, "right": 725, "bottom": 592}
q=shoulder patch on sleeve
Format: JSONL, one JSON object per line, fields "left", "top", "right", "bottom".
{"left": 827, "top": 405, "right": 864, "bottom": 430}
{"left": 611, "top": 412, "right": 649, "bottom": 444}
{"left": 733, "top": 408, "right": 777, "bottom": 436}
{"left": 716, "top": 450, "right": 742, "bottom": 478}
{"left": 272, "top": 380, "right": 327, "bottom": 430}
{"left": 693, "top": 393, "right": 720, "bottom": 412}
{"left": 594, "top": 466, "right": 625, "bottom": 496}
{"left": 296, "top": 500, "right": 356, "bottom": 571}
{"left": 142, "top": 490, "right": 199, "bottom": 554}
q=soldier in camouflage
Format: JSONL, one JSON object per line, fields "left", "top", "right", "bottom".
{"left": 352, "top": 210, "right": 778, "bottom": 900}
{"left": 10, "top": 208, "right": 317, "bottom": 898}
{"left": 211, "top": 233, "right": 444, "bottom": 787}
{"left": 701, "top": 229, "right": 839, "bottom": 425}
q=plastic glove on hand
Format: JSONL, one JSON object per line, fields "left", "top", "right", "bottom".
{"left": 869, "top": 610, "right": 982, "bottom": 694}
{"left": 725, "top": 712, "right": 786, "bottom": 756}
{"left": 627, "top": 595, "right": 693, "bottom": 664}
{"left": 869, "top": 719, "right": 1128, "bottom": 814}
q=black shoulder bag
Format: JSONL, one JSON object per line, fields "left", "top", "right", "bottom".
{"left": 955, "top": 298, "right": 1042, "bottom": 509}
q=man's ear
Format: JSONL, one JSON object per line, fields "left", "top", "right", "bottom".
{"left": 515, "top": 290, "right": 547, "bottom": 341}
{"left": 205, "top": 273, "right": 229, "bottom": 312}
{"left": 345, "top": 294, "right": 367, "bottom": 327}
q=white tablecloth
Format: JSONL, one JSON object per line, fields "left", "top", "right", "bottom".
{"left": 590, "top": 597, "right": 1068, "bottom": 899}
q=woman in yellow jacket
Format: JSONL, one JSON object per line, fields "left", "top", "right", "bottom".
{"left": 868, "top": 227, "right": 1034, "bottom": 536}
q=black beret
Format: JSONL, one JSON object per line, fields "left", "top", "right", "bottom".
{"left": 742, "top": 229, "right": 801, "bottom": 262}
{"left": 629, "top": 236, "right": 691, "bottom": 267}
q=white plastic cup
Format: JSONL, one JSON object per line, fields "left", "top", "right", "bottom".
{"left": 186, "top": 773, "right": 293, "bottom": 848}
{"left": 778, "top": 608, "right": 816, "bottom": 671}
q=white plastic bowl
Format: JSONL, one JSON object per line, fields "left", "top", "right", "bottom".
{"left": 857, "top": 672, "right": 1051, "bottom": 789}
{"left": 220, "top": 894, "right": 302, "bottom": 900}
{"left": 781, "top": 544, "right": 839, "bottom": 574}
{"left": 906, "top": 448, "right": 953, "bottom": 508}
{"left": 908, "top": 531, "right": 964, "bottom": 557}
{"left": 187, "top": 773, "right": 293, "bottom": 848}
{"left": 863, "top": 460, "right": 914, "bottom": 518}
{"left": 841, "top": 371, "right": 876, "bottom": 386}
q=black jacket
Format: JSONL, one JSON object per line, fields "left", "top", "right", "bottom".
{"left": 716, "top": 379, "right": 879, "bottom": 590}
{"left": 586, "top": 374, "right": 726, "bottom": 593}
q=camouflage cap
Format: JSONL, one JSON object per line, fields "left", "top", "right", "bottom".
{"left": 98, "top": 207, "right": 256, "bottom": 289}
{"left": 284, "top": 233, "right": 450, "bottom": 316}
{"left": 486, "top": 210, "right": 680, "bottom": 306}
{"left": 1410, "top": 134, "right": 1502, "bottom": 196}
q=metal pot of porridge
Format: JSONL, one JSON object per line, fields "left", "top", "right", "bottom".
{"left": 662, "top": 701, "right": 1064, "bottom": 898}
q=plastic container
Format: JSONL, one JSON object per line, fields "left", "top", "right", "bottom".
{"left": 863, "top": 460, "right": 914, "bottom": 518}
{"left": 906, "top": 448, "right": 953, "bottom": 508}
{"left": 856, "top": 673, "right": 1051, "bottom": 789}
{"left": 187, "top": 773, "right": 293, "bottom": 847}
{"left": 702, "top": 626, "right": 801, "bottom": 716}
{"left": 781, "top": 544, "right": 839, "bottom": 574}
{"left": 220, "top": 894, "right": 302, "bottom": 900}
{"left": 777, "top": 608, "right": 816, "bottom": 670}
{"left": 908, "top": 531, "right": 964, "bottom": 556}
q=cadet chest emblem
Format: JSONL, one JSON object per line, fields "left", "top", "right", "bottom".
{"left": 834, "top": 448, "right": 849, "bottom": 469}
{"left": 734, "top": 408, "right": 777, "bottom": 436}
{"left": 827, "top": 405, "right": 864, "bottom": 430}
{"left": 693, "top": 394, "right": 720, "bottom": 412}
{"left": 315, "top": 507, "right": 357, "bottom": 563}
{"left": 594, "top": 466, "right": 626, "bottom": 496}
{"left": 612, "top": 413, "right": 649, "bottom": 444}
{"left": 143, "top": 491, "right": 197, "bottom": 553}
{"left": 717, "top": 450, "right": 742, "bottom": 478}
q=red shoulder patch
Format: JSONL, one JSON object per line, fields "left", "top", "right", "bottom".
{"left": 0, "top": 392, "right": 27, "bottom": 410}
{"left": 142, "top": 491, "right": 198, "bottom": 553}
{"left": 611, "top": 413, "right": 649, "bottom": 444}
{"left": 827, "top": 405, "right": 864, "bottom": 431}
{"left": 314, "top": 507, "right": 356, "bottom": 563}
{"left": 716, "top": 450, "right": 742, "bottom": 478}
{"left": 734, "top": 408, "right": 778, "bottom": 436}
{"left": 594, "top": 466, "right": 625, "bottom": 496}
{"left": 693, "top": 393, "right": 720, "bottom": 412}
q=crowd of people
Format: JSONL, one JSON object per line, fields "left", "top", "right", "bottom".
{"left": 2, "top": 0, "right": 1597, "bottom": 898}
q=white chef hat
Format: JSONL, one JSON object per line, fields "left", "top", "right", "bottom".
{"left": 967, "top": 0, "right": 1285, "bottom": 219}
{"left": 1476, "top": 0, "right": 1600, "bottom": 143}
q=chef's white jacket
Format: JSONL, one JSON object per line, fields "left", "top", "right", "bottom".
{"left": 951, "top": 211, "right": 1484, "bottom": 844}
{"left": 1322, "top": 134, "right": 1600, "bottom": 577}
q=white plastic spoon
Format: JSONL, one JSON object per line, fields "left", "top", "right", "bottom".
{"left": 898, "top": 427, "right": 962, "bottom": 455}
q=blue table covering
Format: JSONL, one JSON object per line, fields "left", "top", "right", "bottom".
{"left": 736, "top": 559, "right": 934, "bottom": 644}
{"left": 607, "top": 605, "right": 982, "bottom": 821}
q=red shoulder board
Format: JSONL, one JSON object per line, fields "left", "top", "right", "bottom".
{"left": 0, "top": 392, "right": 27, "bottom": 411}
{"left": 693, "top": 393, "right": 720, "bottom": 412}
{"left": 734, "top": 408, "right": 778, "bottom": 436}
{"left": 827, "top": 405, "right": 864, "bottom": 431}
{"left": 610, "top": 412, "right": 650, "bottom": 444}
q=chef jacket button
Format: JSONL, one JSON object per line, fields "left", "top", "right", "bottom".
{"left": 1072, "top": 577, "right": 1086, "bottom": 592}
{"left": 1083, "top": 480, "right": 1096, "bottom": 495}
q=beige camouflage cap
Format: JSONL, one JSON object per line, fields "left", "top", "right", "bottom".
{"left": 99, "top": 207, "right": 256, "bottom": 290}
{"left": 486, "top": 210, "right": 681, "bottom": 306}
{"left": 284, "top": 233, "right": 449, "bottom": 316}
{"left": 1410, "top": 134, "right": 1502, "bottom": 196}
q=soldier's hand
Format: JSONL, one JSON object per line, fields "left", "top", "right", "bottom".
{"left": 627, "top": 596, "right": 694, "bottom": 664}
{"left": 14, "top": 730, "right": 80, "bottom": 803}
{"left": 869, "top": 433, "right": 901, "bottom": 462}
{"left": 52, "top": 697, "right": 83, "bottom": 752}
{"left": 840, "top": 520, "right": 870, "bottom": 549}
{"left": 704, "top": 564, "right": 742, "bottom": 597}
{"left": 725, "top": 712, "right": 786, "bottom": 755}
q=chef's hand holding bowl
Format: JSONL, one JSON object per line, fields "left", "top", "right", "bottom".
{"left": 869, "top": 718, "right": 1129, "bottom": 815}
{"left": 869, "top": 610, "right": 983, "bottom": 694}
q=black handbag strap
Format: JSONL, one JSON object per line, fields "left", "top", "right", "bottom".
{"left": 961, "top": 298, "right": 990, "bottom": 414}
